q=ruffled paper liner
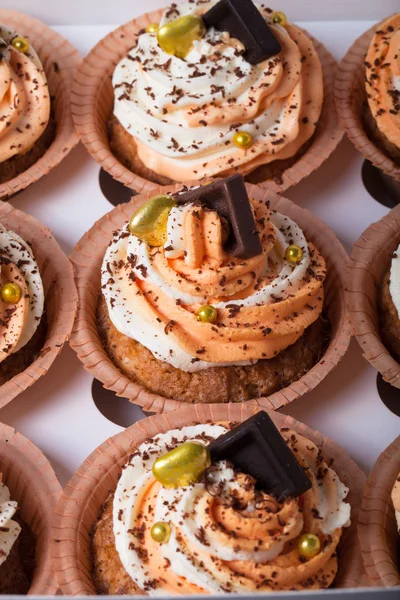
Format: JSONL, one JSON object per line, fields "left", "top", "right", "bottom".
{"left": 70, "top": 183, "right": 351, "bottom": 413}
{"left": 0, "top": 201, "right": 77, "bottom": 408}
{"left": 0, "top": 9, "right": 81, "bottom": 200}
{"left": 347, "top": 205, "right": 400, "bottom": 387}
{"left": 0, "top": 421, "right": 62, "bottom": 594}
{"left": 71, "top": 8, "right": 342, "bottom": 195}
{"left": 52, "top": 406, "right": 367, "bottom": 595}
{"left": 334, "top": 16, "right": 400, "bottom": 182}
{"left": 358, "top": 435, "right": 400, "bottom": 587}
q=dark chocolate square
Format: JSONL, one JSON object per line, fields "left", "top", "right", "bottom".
{"left": 208, "top": 411, "right": 311, "bottom": 499}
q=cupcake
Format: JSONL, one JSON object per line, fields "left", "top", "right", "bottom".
{"left": 348, "top": 204, "right": 400, "bottom": 387}
{"left": 335, "top": 14, "right": 400, "bottom": 181}
{"left": 0, "top": 421, "right": 61, "bottom": 594}
{"left": 52, "top": 407, "right": 366, "bottom": 595}
{"left": 0, "top": 9, "right": 80, "bottom": 199}
{"left": 0, "top": 201, "right": 77, "bottom": 408}
{"left": 358, "top": 435, "right": 400, "bottom": 587}
{"left": 70, "top": 178, "right": 350, "bottom": 411}
{"left": 72, "top": 1, "right": 342, "bottom": 194}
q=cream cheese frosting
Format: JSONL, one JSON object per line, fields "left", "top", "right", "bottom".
{"left": 101, "top": 196, "right": 326, "bottom": 372}
{"left": 113, "top": 424, "right": 351, "bottom": 594}
{"left": 0, "top": 224, "right": 44, "bottom": 361}
{"left": 0, "top": 479, "right": 21, "bottom": 568}
{"left": 0, "top": 25, "right": 50, "bottom": 163}
{"left": 365, "top": 14, "right": 400, "bottom": 151}
{"left": 112, "top": 1, "right": 323, "bottom": 182}
{"left": 389, "top": 242, "right": 400, "bottom": 318}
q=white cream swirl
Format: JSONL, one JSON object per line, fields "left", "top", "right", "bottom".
{"left": 0, "top": 481, "right": 21, "bottom": 567}
{"left": 112, "top": 1, "right": 323, "bottom": 182}
{"left": 113, "top": 424, "right": 351, "bottom": 595}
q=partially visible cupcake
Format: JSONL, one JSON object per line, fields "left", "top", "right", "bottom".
{"left": 0, "top": 201, "right": 77, "bottom": 408}
{"left": 335, "top": 14, "right": 400, "bottom": 181}
{"left": 348, "top": 205, "right": 400, "bottom": 387}
{"left": 0, "top": 9, "right": 80, "bottom": 199}
{"left": 0, "top": 422, "right": 61, "bottom": 594}
{"left": 71, "top": 178, "right": 351, "bottom": 411}
{"left": 364, "top": 15, "right": 400, "bottom": 164}
{"left": 51, "top": 407, "right": 366, "bottom": 595}
{"left": 0, "top": 476, "right": 35, "bottom": 594}
{"left": 358, "top": 435, "right": 400, "bottom": 587}
{"left": 72, "top": 1, "right": 342, "bottom": 193}
{"left": 0, "top": 24, "right": 55, "bottom": 185}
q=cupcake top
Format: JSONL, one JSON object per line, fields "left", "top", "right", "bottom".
{"left": 0, "top": 477, "right": 21, "bottom": 567}
{"left": 0, "top": 25, "right": 50, "bottom": 163}
{"left": 365, "top": 14, "right": 400, "bottom": 151}
{"left": 101, "top": 176, "right": 326, "bottom": 372}
{"left": 389, "top": 243, "right": 400, "bottom": 318}
{"left": 112, "top": 413, "right": 351, "bottom": 593}
{"left": 393, "top": 473, "right": 400, "bottom": 533}
{"left": 0, "top": 225, "right": 44, "bottom": 362}
{"left": 112, "top": 1, "right": 323, "bottom": 182}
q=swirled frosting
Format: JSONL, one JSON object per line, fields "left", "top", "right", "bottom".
{"left": 113, "top": 423, "right": 351, "bottom": 593}
{"left": 365, "top": 14, "right": 400, "bottom": 151}
{"left": 112, "top": 1, "right": 323, "bottom": 182}
{"left": 101, "top": 195, "right": 326, "bottom": 372}
{"left": 0, "top": 224, "right": 44, "bottom": 362}
{"left": 0, "top": 25, "right": 50, "bottom": 163}
{"left": 0, "top": 478, "right": 21, "bottom": 567}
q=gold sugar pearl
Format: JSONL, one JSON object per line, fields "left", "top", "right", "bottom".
{"left": 1, "top": 283, "right": 22, "bottom": 304}
{"left": 11, "top": 36, "right": 30, "bottom": 54}
{"left": 297, "top": 533, "right": 321, "bottom": 559}
{"left": 197, "top": 304, "right": 218, "bottom": 324}
{"left": 271, "top": 11, "right": 288, "bottom": 27}
{"left": 285, "top": 244, "right": 303, "bottom": 264}
{"left": 152, "top": 442, "right": 211, "bottom": 488}
{"left": 146, "top": 23, "right": 159, "bottom": 34}
{"left": 233, "top": 131, "right": 253, "bottom": 150}
{"left": 151, "top": 521, "right": 171, "bottom": 543}
{"left": 157, "top": 14, "right": 206, "bottom": 59}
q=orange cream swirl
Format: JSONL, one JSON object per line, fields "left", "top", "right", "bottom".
{"left": 365, "top": 14, "right": 400, "bottom": 151}
{"left": 0, "top": 25, "right": 50, "bottom": 163}
{"left": 113, "top": 424, "right": 351, "bottom": 593}
{"left": 101, "top": 197, "right": 326, "bottom": 372}
{"left": 112, "top": 1, "right": 323, "bottom": 182}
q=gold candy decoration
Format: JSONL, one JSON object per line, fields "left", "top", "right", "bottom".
{"left": 285, "top": 244, "right": 303, "bottom": 264}
{"left": 152, "top": 442, "right": 211, "bottom": 488}
{"left": 271, "top": 11, "right": 288, "bottom": 27}
{"left": 150, "top": 521, "right": 171, "bottom": 543}
{"left": 297, "top": 533, "right": 321, "bottom": 559}
{"left": 157, "top": 14, "right": 206, "bottom": 59}
{"left": 11, "top": 36, "right": 30, "bottom": 54}
{"left": 1, "top": 283, "right": 22, "bottom": 304}
{"left": 129, "top": 195, "right": 177, "bottom": 246}
{"left": 233, "top": 131, "right": 253, "bottom": 150}
{"left": 146, "top": 23, "right": 159, "bottom": 34}
{"left": 196, "top": 304, "right": 218, "bottom": 323}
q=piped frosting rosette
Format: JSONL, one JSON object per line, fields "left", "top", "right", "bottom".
{"left": 365, "top": 14, "right": 400, "bottom": 151}
{"left": 0, "top": 25, "right": 50, "bottom": 163}
{"left": 0, "top": 477, "right": 21, "bottom": 568}
{"left": 102, "top": 192, "right": 326, "bottom": 372}
{"left": 0, "top": 224, "right": 44, "bottom": 361}
{"left": 113, "top": 423, "right": 351, "bottom": 593}
{"left": 112, "top": 1, "right": 323, "bottom": 182}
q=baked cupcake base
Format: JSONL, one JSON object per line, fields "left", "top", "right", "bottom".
{"left": 97, "top": 296, "right": 330, "bottom": 404}
{"left": 0, "top": 118, "right": 56, "bottom": 186}
{"left": 0, "top": 515, "right": 36, "bottom": 595}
